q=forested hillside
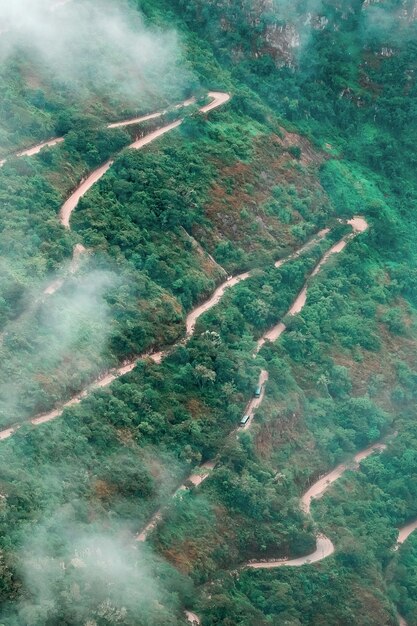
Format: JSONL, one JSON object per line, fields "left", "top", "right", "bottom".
{"left": 1, "top": 0, "right": 417, "bottom": 624}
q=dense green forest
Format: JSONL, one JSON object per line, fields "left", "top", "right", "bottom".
{"left": 1, "top": 0, "right": 417, "bottom": 624}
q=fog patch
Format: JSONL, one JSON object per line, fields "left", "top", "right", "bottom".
{"left": 15, "top": 520, "right": 184, "bottom": 625}
{"left": 0, "top": 268, "right": 118, "bottom": 423}
{"left": 361, "top": 1, "right": 413, "bottom": 47}
{"left": 0, "top": 0, "right": 194, "bottom": 108}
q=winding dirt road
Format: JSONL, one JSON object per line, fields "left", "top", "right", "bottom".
{"left": 136, "top": 219, "right": 369, "bottom": 543}
{"left": 0, "top": 93, "right": 198, "bottom": 169}
{"left": 60, "top": 161, "right": 114, "bottom": 228}
{"left": 247, "top": 441, "right": 386, "bottom": 569}
{"left": 0, "top": 136, "right": 65, "bottom": 168}
{"left": 186, "top": 272, "right": 249, "bottom": 336}
{"left": 59, "top": 92, "right": 229, "bottom": 229}
{"left": 0, "top": 92, "right": 230, "bottom": 439}
{"left": 184, "top": 226, "right": 330, "bottom": 340}
{"left": 249, "top": 535, "right": 335, "bottom": 569}
{"left": 107, "top": 97, "right": 196, "bottom": 129}
{"left": 0, "top": 225, "right": 330, "bottom": 440}
{"left": 185, "top": 611, "right": 200, "bottom": 625}
{"left": 17, "top": 137, "right": 65, "bottom": 158}
{"left": 0, "top": 243, "right": 88, "bottom": 349}
{"left": 135, "top": 367, "right": 267, "bottom": 543}
{"left": 135, "top": 460, "right": 217, "bottom": 543}
{"left": 4, "top": 89, "right": 409, "bottom": 619}
{"left": 134, "top": 211, "right": 416, "bottom": 587}
{"left": 242, "top": 369, "right": 269, "bottom": 430}
{"left": 396, "top": 519, "right": 417, "bottom": 547}
{"left": 0, "top": 216, "right": 369, "bottom": 522}
{"left": 256, "top": 217, "right": 367, "bottom": 352}
{"left": 2, "top": 85, "right": 413, "bottom": 623}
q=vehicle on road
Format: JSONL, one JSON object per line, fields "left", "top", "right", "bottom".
{"left": 240, "top": 415, "right": 250, "bottom": 426}
{"left": 254, "top": 384, "right": 262, "bottom": 398}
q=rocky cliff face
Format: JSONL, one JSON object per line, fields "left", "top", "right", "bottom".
{"left": 261, "top": 11, "right": 329, "bottom": 66}
{"left": 186, "top": 0, "right": 417, "bottom": 68}
{"left": 261, "top": 23, "right": 300, "bottom": 66}
{"left": 263, "top": 0, "right": 417, "bottom": 65}
{"left": 181, "top": 0, "right": 333, "bottom": 66}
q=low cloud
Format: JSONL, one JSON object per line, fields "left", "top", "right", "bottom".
{"left": 0, "top": 0, "right": 194, "bottom": 106}
{"left": 16, "top": 521, "right": 184, "bottom": 624}
{"left": 361, "top": 1, "right": 413, "bottom": 46}
{"left": 0, "top": 268, "right": 118, "bottom": 423}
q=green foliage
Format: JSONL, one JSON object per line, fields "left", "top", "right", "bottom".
{"left": 2, "top": 0, "right": 417, "bottom": 624}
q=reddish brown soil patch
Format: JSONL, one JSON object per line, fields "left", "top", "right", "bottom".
{"left": 198, "top": 133, "right": 331, "bottom": 258}
{"left": 277, "top": 127, "right": 325, "bottom": 166}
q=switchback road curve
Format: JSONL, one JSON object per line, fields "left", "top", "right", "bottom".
{"left": 1, "top": 89, "right": 415, "bottom": 625}
{"left": 136, "top": 218, "right": 370, "bottom": 543}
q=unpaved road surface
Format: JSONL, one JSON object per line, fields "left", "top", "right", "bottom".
{"left": 0, "top": 244, "right": 88, "bottom": 346}
{"left": 17, "top": 137, "right": 65, "bottom": 158}
{"left": 60, "top": 92, "right": 230, "bottom": 229}
{"left": 0, "top": 219, "right": 366, "bottom": 454}
{"left": 136, "top": 222, "right": 368, "bottom": 543}
{"left": 247, "top": 440, "right": 386, "bottom": 569}
{"left": 3, "top": 97, "right": 402, "bottom": 620}
{"left": 60, "top": 161, "right": 114, "bottom": 228}
{"left": 136, "top": 368, "right": 266, "bottom": 543}
{"left": 107, "top": 97, "right": 196, "bottom": 129}
{"left": 136, "top": 462, "right": 216, "bottom": 542}
{"left": 248, "top": 535, "right": 335, "bottom": 569}
{"left": 199, "top": 91, "right": 231, "bottom": 113}
{"left": 0, "top": 93, "right": 230, "bottom": 440}
{"left": 0, "top": 93, "right": 202, "bottom": 167}
{"left": 256, "top": 218, "right": 367, "bottom": 352}
{"left": 302, "top": 442, "right": 386, "bottom": 515}
{"left": 136, "top": 509, "right": 164, "bottom": 543}
{"left": 397, "top": 519, "right": 417, "bottom": 547}
{"left": 274, "top": 228, "right": 330, "bottom": 270}
{"left": 0, "top": 216, "right": 369, "bottom": 588}
{"left": 2, "top": 90, "right": 226, "bottom": 191}
{"left": 1, "top": 34, "right": 407, "bottom": 626}
{"left": 186, "top": 271, "right": 250, "bottom": 337}
{"left": 187, "top": 461, "right": 216, "bottom": 488}
{"left": 182, "top": 179, "right": 331, "bottom": 345}
{"left": 0, "top": 138, "right": 65, "bottom": 168}
{"left": 0, "top": 222, "right": 335, "bottom": 441}
{"left": 185, "top": 611, "right": 200, "bottom": 625}
{"left": 242, "top": 369, "right": 269, "bottom": 430}
{"left": 2, "top": 91, "right": 389, "bottom": 587}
